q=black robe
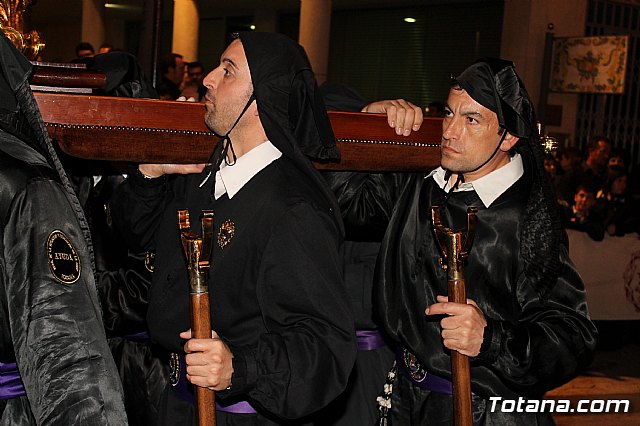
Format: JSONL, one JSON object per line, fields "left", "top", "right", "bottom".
{"left": 110, "top": 156, "right": 357, "bottom": 425}
{"left": 0, "top": 132, "right": 128, "bottom": 426}
{"left": 330, "top": 171, "right": 598, "bottom": 424}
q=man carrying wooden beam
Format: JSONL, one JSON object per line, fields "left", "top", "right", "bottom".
{"left": 330, "top": 58, "right": 598, "bottom": 425}
{"left": 109, "top": 32, "right": 361, "bottom": 426}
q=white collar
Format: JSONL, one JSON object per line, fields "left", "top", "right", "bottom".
{"left": 214, "top": 141, "right": 282, "bottom": 200}
{"left": 429, "top": 153, "right": 524, "bottom": 207}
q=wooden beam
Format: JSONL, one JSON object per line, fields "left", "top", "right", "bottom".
{"left": 34, "top": 91, "right": 442, "bottom": 172}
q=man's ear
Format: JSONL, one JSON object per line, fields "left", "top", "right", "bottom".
{"left": 500, "top": 132, "right": 519, "bottom": 152}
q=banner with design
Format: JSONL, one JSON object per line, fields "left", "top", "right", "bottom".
{"left": 551, "top": 35, "right": 628, "bottom": 94}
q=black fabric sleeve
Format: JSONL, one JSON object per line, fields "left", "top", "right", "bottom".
{"left": 474, "top": 243, "right": 598, "bottom": 396}
{"left": 239, "top": 202, "right": 357, "bottom": 419}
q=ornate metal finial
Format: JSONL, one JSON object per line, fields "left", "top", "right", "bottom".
{"left": 178, "top": 209, "right": 214, "bottom": 294}
{"left": 0, "top": 0, "right": 45, "bottom": 60}
{"left": 431, "top": 206, "right": 477, "bottom": 276}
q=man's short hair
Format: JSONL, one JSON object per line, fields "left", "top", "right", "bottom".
{"left": 587, "top": 135, "right": 611, "bottom": 152}
{"left": 75, "top": 42, "right": 94, "bottom": 57}
{"left": 160, "top": 53, "right": 183, "bottom": 74}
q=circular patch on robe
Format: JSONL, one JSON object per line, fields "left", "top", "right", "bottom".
{"left": 46, "top": 230, "right": 81, "bottom": 284}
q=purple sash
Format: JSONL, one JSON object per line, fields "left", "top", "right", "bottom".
{"left": 122, "top": 331, "right": 150, "bottom": 342}
{"left": 0, "top": 362, "right": 26, "bottom": 400}
{"left": 172, "top": 354, "right": 257, "bottom": 414}
{"left": 396, "top": 349, "right": 453, "bottom": 395}
{"left": 356, "top": 329, "right": 387, "bottom": 351}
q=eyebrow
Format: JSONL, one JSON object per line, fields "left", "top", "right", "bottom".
{"left": 221, "top": 57, "right": 239, "bottom": 70}
{"left": 444, "top": 104, "right": 485, "bottom": 119}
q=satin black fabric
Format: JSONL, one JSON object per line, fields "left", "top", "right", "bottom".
{"left": 378, "top": 174, "right": 597, "bottom": 399}
{"left": 0, "top": 134, "right": 127, "bottom": 425}
{"left": 389, "top": 372, "right": 555, "bottom": 425}
{"left": 0, "top": 32, "right": 127, "bottom": 425}
{"left": 110, "top": 156, "right": 357, "bottom": 425}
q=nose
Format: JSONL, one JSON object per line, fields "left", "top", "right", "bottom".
{"left": 203, "top": 68, "right": 220, "bottom": 91}
{"left": 442, "top": 115, "right": 461, "bottom": 141}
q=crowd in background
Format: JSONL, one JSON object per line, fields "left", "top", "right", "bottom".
{"left": 544, "top": 136, "right": 640, "bottom": 241}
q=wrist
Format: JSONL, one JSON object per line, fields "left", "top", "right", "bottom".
{"left": 137, "top": 165, "right": 162, "bottom": 179}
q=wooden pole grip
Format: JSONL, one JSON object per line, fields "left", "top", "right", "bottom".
{"left": 190, "top": 293, "right": 216, "bottom": 426}
{"left": 448, "top": 279, "right": 472, "bottom": 426}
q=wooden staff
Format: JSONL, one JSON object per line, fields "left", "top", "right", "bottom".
{"left": 432, "top": 206, "right": 477, "bottom": 426}
{"left": 178, "top": 209, "right": 216, "bottom": 426}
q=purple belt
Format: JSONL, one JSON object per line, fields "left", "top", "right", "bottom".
{"left": 396, "top": 349, "right": 453, "bottom": 395}
{"left": 171, "top": 354, "right": 257, "bottom": 414}
{"left": 0, "top": 362, "right": 26, "bottom": 400}
{"left": 122, "top": 331, "right": 150, "bottom": 342}
{"left": 356, "top": 329, "right": 387, "bottom": 351}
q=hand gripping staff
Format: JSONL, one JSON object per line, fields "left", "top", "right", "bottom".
{"left": 178, "top": 209, "right": 216, "bottom": 426}
{"left": 431, "top": 206, "right": 477, "bottom": 426}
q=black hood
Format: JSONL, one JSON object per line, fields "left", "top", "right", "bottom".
{"left": 0, "top": 32, "right": 96, "bottom": 272}
{"left": 236, "top": 31, "right": 343, "bottom": 232}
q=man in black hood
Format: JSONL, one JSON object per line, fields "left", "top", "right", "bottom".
{"left": 331, "top": 58, "right": 598, "bottom": 425}
{"left": 110, "top": 32, "right": 357, "bottom": 425}
{"left": 0, "top": 33, "right": 127, "bottom": 424}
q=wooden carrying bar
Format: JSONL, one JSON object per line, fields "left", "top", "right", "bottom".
{"left": 34, "top": 92, "right": 442, "bottom": 172}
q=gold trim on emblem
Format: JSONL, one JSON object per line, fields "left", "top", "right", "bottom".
{"left": 46, "top": 230, "right": 81, "bottom": 284}
{"left": 217, "top": 219, "right": 236, "bottom": 249}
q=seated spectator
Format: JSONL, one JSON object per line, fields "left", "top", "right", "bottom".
{"left": 556, "top": 146, "right": 582, "bottom": 175}
{"left": 607, "top": 148, "right": 627, "bottom": 170}
{"left": 557, "top": 136, "right": 611, "bottom": 205}
{"left": 561, "top": 184, "right": 605, "bottom": 241}
{"left": 595, "top": 166, "right": 640, "bottom": 237}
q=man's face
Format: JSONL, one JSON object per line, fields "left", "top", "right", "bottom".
{"left": 441, "top": 88, "right": 515, "bottom": 181}
{"left": 574, "top": 189, "right": 595, "bottom": 212}
{"left": 203, "top": 39, "right": 254, "bottom": 136}
{"left": 77, "top": 49, "right": 93, "bottom": 58}
{"left": 611, "top": 175, "right": 628, "bottom": 195}
{"left": 589, "top": 140, "right": 611, "bottom": 166}
{"left": 170, "top": 57, "right": 186, "bottom": 84}
{"left": 608, "top": 155, "right": 624, "bottom": 168}
{"left": 188, "top": 66, "right": 205, "bottom": 84}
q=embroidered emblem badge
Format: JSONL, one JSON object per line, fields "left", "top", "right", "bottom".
{"left": 217, "top": 219, "right": 235, "bottom": 249}
{"left": 144, "top": 251, "right": 156, "bottom": 273}
{"left": 46, "top": 230, "right": 81, "bottom": 284}
{"left": 169, "top": 352, "right": 180, "bottom": 386}
{"left": 403, "top": 348, "right": 428, "bottom": 382}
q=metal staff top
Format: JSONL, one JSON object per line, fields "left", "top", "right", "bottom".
{"left": 178, "top": 209, "right": 214, "bottom": 294}
{"left": 431, "top": 206, "right": 478, "bottom": 277}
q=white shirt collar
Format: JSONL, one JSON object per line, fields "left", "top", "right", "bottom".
{"left": 429, "top": 153, "right": 524, "bottom": 207}
{"left": 214, "top": 141, "right": 282, "bottom": 199}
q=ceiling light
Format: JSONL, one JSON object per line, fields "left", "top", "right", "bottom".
{"left": 404, "top": 17, "right": 417, "bottom": 23}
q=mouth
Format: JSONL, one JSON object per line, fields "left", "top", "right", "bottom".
{"left": 441, "top": 145, "right": 459, "bottom": 155}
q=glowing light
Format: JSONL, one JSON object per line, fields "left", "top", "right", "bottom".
{"left": 104, "top": 3, "right": 141, "bottom": 10}
{"left": 404, "top": 17, "right": 417, "bottom": 23}
{"left": 250, "top": 25, "right": 256, "bottom": 30}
